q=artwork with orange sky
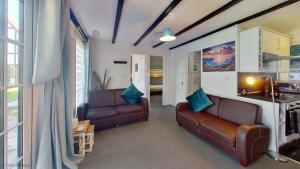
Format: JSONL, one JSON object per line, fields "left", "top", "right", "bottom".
{"left": 202, "top": 41, "right": 235, "bottom": 72}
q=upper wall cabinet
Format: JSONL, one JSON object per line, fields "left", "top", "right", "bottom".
{"left": 239, "top": 27, "right": 290, "bottom": 73}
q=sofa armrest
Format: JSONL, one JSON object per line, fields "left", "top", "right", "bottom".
{"left": 140, "top": 97, "right": 149, "bottom": 121}
{"left": 176, "top": 102, "right": 191, "bottom": 125}
{"left": 236, "top": 124, "right": 270, "bottom": 166}
{"left": 77, "top": 103, "right": 88, "bottom": 121}
{"left": 176, "top": 102, "right": 190, "bottom": 113}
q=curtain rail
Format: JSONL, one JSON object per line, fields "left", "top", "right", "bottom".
{"left": 70, "top": 9, "right": 88, "bottom": 42}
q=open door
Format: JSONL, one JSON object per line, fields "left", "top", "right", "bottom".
{"left": 131, "top": 55, "right": 150, "bottom": 99}
{"left": 175, "top": 55, "right": 188, "bottom": 104}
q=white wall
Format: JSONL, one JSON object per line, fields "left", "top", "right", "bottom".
{"left": 91, "top": 39, "right": 173, "bottom": 105}
{"left": 169, "top": 26, "right": 240, "bottom": 105}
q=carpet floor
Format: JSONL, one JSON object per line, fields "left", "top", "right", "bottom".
{"left": 79, "top": 95, "right": 300, "bottom": 169}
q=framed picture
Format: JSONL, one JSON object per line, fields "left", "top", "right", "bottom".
{"left": 202, "top": 41, "right": 235, "bottom": 72}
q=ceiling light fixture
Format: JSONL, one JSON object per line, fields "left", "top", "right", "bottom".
{"left": 160, "top": 28, "right": 176, "bottom": 42}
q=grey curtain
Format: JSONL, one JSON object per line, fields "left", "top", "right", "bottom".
{"left": 32, "top": 0, "right": 82, "bottom": 168}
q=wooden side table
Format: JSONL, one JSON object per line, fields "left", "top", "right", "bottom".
{"left": 72, "top": 120, "right": 94, "bottom": 155}
{"left": 85, "top": 125, "right": 95, "bottom": 152}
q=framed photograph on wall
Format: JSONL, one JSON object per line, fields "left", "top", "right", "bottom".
{"left": 202, "top": 41, "right": 236, "bottom": 72}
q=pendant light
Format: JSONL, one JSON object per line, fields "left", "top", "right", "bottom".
{"left": 160, "top": 28, "right": 176, "bottom": 42}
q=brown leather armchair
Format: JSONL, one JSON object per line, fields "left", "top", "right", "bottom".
{"left": 176, "top": 95, "right": 270, "bottom": 166}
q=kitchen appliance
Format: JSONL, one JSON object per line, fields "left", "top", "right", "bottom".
{"left": 286, "top": 100, "right": 300, "bottom": 136}
{"left": 278, "top": 82, "right": 300, "bottom": 93}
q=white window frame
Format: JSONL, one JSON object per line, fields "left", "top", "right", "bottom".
{"left": 0, "top": 0, "right": 30, "bottom": 169}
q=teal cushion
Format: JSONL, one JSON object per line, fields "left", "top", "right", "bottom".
{"left": 186, "top": 88, "right": 213, "bottom": 112}
{"left": 121, "top": 84, "right": 144, "bottom": 104}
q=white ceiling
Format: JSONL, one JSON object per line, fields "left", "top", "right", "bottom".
{"left": 240, "top": 2, "right": 300, "bottom": 35}
{"left": 70, "top": 0, "right": 300, "bottom": 49}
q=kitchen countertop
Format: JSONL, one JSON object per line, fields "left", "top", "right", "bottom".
{"left": 238, "top": 93, "right": 300, "bottom": 103}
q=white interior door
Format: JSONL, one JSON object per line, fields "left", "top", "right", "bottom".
{"left": 131, "top": 55, "right": 149, "bottom": 99}
{"left": 175, "top": 55, "right": 188, "bottom": 104}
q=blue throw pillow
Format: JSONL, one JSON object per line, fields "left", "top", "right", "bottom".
{"left": 186, "top": 88, "right": 213, "bottom": 112}
{"left": 121, "top": 84, "right": 144, "bottom": 104}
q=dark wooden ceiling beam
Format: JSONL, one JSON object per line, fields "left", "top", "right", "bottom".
{"left": 112, "top": 0, "right": 125, "bottom": 44}
{"left": 170, "top": 0, "right": 300, "bottom": 50}
{"left": 133, "top": 0, "right": 182, "bottom": 46}
{"left": 153, "top": 0, "right": 243, "bottom": 48}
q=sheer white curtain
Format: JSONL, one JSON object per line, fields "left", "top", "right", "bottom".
{"left": 31, "top": 0, "right": 83, "bottom": 168}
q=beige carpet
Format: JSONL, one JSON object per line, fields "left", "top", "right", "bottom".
{"left": 79, "top": 95, "right": 299, "bottom": 169}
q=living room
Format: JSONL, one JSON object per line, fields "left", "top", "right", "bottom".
{"left": 1, "top": 0, "right": 300, "bottom": 169}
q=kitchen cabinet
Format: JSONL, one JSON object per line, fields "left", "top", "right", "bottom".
{"left": 239, "top": 27, "right": 290, "bottom": 73}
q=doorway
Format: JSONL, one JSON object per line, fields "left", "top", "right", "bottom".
{"left": 131, "top": 55, "right": 164, "bottom": 107}
{"left": 149, "top": 56, "right": 163, "bottom": 107}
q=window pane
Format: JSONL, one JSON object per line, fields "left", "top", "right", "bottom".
{"left": 76, "top": 39, "right": 85, "bottom": 107}
{"left": 7, "top": 0, "right": 24, "bottom": 42}
{"left": 7, "top": 126, "right": 22, "bottom": 165}
{"left": 0, "top": 0, "right": 4, "bottom": 37}
{"left": 7, "top": 43, "right": 23, "bottom": 86}
{"left": 6, "top": 87, "right": 22, "bottom": 129}
{"left": 0, "top": 135, "right": 3, "bottom": 169}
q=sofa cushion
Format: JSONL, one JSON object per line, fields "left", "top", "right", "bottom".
{"left": 86, "top": 107, "right": 118, "bottom": 120}
{"left": 179, "top": 110, "right": 216, "bottom": 126}
{"left": 186, "top": 88, "right": 213, "bottom": 112}
{"left": 121, "top": 84, "right": 144, "bottom": 104}
{"left": 200, "top": 118, "right": 239, "bottom": 147}
{"left": 114, "top": 89, "right": 127, "bottom": 105}
{"left": 204, "top": 95, "right": 220, "bottom": 116}
{"left": 88, "top": 90, "right": 115, "bottom": 108}
{"left": 218, "top": 98, "right": 258, "bottom": 125}
{"left": 115, "top": 104, "right": 144, "bottom": 115}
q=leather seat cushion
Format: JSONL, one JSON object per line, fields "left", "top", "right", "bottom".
{"left": 114, "top": 89, "right": 127, "bottom": 105}
{"left": 86, "top": 107, "right": 118, "bottom": 120}
{"left": 179, "top": 110, "right": 217, "bottom": 126}
{"left": 88, "top": 90, "right": 115, "bottom": 108}
{"left": 115, "top": 104, "right": 144, "bottom": 115}
{"left": 218, "top": 98, "right": 258, "bottom": 125}
{"left": 200, "top": 118, "right": 239, "bottom": 147}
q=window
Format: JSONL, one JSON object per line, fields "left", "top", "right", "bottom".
{"left": 0, "top": 0, "right": 24, "bottom": 169}
{"left": 75, "top": 37, "right": 85, "bottom": 107}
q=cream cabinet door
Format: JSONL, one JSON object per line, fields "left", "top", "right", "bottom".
{"left": 262, "top": 29, "right": 290, "bottom": 73}
{"left": 262, "top": 30, "right": 281, "bottom": 55}
{"left": 278, "top": 34, "right": 290, "bottom": 74}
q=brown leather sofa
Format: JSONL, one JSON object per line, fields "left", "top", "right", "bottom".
{"left": 77, "top": 89, "right": 149, "bottom": 131}
{"left": 176, "top": 95, "right": 270, "bottom": 166}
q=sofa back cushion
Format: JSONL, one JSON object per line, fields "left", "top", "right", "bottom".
{"left": 114, "top": 89, "right": 127, "bottom": 105}
{"left": 88, "top": 90, "right": 115, "bottom": 108}
{"left": 204, "top": 95, "right": 220, "bottom": 116}
{"left": 218, "top": 98, "right": 258, "bottom": 125}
